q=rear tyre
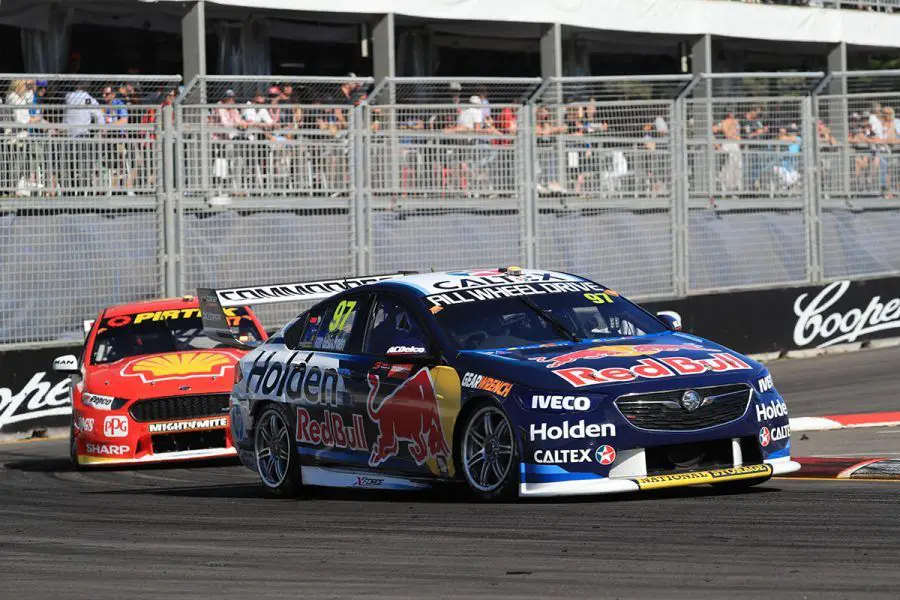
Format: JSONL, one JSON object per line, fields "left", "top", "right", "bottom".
{"left": 458, "top": 401, "right": 518, "bottom": 502}
{"left": 254, "top": 404, "right": 302, "bottom": 496}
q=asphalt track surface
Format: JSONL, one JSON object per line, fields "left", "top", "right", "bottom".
{"left": 2, "top": 348, "right": 900, "bottom": 599}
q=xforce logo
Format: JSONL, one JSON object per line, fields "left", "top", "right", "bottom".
{"left": 756, "top": 399, "right": 788, "bottom": 423}
{"left": 247, "top": 351, "right": 348, "bottom": 407}
{"left": 530, "top": 420, "right": 616, "bottom": 441}
{"left": 531, "top": 395, "right": 590, "bottom": 411}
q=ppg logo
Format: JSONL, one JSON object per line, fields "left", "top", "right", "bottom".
{"left": 103, "top": 415, "right": 129, "bottom": 438}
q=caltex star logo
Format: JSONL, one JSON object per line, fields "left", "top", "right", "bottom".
{"left": 596, "top": 444, "right": 617, "bottom": 466}
{"left": 759, "top": 427, "right": 771, "bottom": 447}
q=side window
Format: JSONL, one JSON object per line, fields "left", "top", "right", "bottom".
{"left": 313, "top": 297, "right": 365, "bottom": 353}
{"left": 364, "top": 296, "right": 428, "bottom": 355}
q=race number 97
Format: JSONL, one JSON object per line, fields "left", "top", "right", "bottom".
{"left": 584, "top": 292, "right": 613, "bottom": 304}
{"left": 329, "top": 300, "right": 357, "bottom": 332}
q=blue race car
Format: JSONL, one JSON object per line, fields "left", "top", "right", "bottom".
{"left": 199, "top": 267, "right": 798, "bottom": 501}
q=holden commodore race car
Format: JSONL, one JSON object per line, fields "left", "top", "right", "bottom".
{"left": 199, "top": 268, "right": 799, "bottom": 501}
{"left": 52, "top": 296, "right": 266, "bottom": 466}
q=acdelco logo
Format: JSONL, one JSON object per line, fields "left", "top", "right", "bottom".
{"left": 530, "top": 420, "right": 616, "bottom": 441}
{"left": 121, "top": 351, "right": 236, "bottom": 383}
{"left": 531, "top": 395, "right": 590, "bottom": 411}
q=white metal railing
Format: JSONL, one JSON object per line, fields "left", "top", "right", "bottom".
{"left": 2, "top": 72, "right": 900, "bottom": 348}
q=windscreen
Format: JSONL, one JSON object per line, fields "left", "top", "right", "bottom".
{"left": 427, "top": 289, "right": 666, "bottom": 350}
{"left": 90, "top": 307, "right": 262, "bottom": 365}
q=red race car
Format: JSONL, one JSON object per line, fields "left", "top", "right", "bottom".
{"left": 52, "top": 296, "right": 266, "bottom": 467}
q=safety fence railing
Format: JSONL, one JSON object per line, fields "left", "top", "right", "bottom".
{"left": 4, "top": 71, "right": 900, "bottom": 348}
{"left": 0, "top": 74, "right": 181, "bottom": 348}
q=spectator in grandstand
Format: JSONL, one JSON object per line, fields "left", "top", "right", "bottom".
{"left": 742, "top": 106, "right": 768, "bottom": 191}
{"left": 816, "top": 118, "right": 838, "bottom": 192}
{"left": 216, "top": 89, "right": 247, "bottom": 138}
{"left": 241, "top": 91, "right": 277, "bottom": 188}
{"left": 880, "top": 106, "right": 897, "bottom": 197}
{"left": 242, "top": 90, "right": 275, "bottom": 137}
{"left": 713, "top": 109, "right": 742, "bottom": 193}
{"left": 773, "top": 123, "right": 802, "bottom": 190}
{"left": 4, "top": 79, "right": 37, "bottom": 195}
{"left": 100, "top": 86, "right": 131, "bottom": 194}
{"left": 63, "top": 82, "right": 102, "bottom": 192}
{"left": 534, "top": 105, "right": 564, "bottom": 193}
{"left": 867, "top": 102, "right": 884, "bottom": 139}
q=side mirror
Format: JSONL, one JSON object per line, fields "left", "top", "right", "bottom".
{"left": 656, "top": 311, "right": 682, "bottom": 331}
{"left": 386, "top": 342, "right": 431, "bottom": 359}
{"left": 52, "top": 354, "right": 80, "bottom": 374}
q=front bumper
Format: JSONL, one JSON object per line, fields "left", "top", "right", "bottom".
{"left": 77, "top": 446, "right": 237, "bottom": 466}
{"left": 519, "top": 455, "right": 799, "bottom": 497}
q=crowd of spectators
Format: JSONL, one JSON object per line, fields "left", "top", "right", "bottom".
{"left": 0, "top": 79, "right": 178, "bottom": 197}
{"left": 4, "top": 77, "right": 900, "bottom": 201}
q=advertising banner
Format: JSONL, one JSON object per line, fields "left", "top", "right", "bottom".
{"left": 0, "top": 346, "right": 78, "bottom": 435}
{"left": 645, "top": 277, "right": 900, "bottom": 355}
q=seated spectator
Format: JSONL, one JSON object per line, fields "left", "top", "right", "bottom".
{"left": 216, "top": 89, "right": 247, "bottom": 138}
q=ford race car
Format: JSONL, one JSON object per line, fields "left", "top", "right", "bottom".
{"left": 52, "top": 296, "right": 266, "bottom": 466}
{"left": 200, "top": 268, "right": 799, "bottom": 501}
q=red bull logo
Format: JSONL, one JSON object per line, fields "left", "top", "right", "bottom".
{"left": 366, "top": 368, "right": 452, "bottom": 475}
{"left": 531, "top": 343, "right": 706, "bottom": 369}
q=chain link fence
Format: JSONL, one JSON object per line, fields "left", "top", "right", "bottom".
{"left": 814, "top": 70, "right": 900, "bottom": 281}
{"left": 0, "top": 74, "right": 180, "bottom": 347}
{"left": 530, "top": 76, "right": 691, "bottom": 300}
{"left": 683, "top": 73, "right": 822, "bottom": 293}
{"left": 364, "top": 77, "right": 542, "bottom": 275}
{"left": 3, "top": 71, "right": 900, "bottom": 348}
{"left": 175, "top": 76, "right": 373, "bottom": 329}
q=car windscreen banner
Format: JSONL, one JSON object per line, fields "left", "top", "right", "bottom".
{"left": 0, "top": 345, "right": 79, "bottom": 435}
{"left": 644, "top": 276, "right": 900, "bottom": 354}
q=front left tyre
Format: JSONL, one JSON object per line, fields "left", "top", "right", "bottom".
{"left": 69, "top": 420, "right": 80, "bottom": 469}
{"left": 458, "top": 401, "right": 519, "bottom": 502}
{"left": 254, "top": 404, "right": 302, "bottom": 496}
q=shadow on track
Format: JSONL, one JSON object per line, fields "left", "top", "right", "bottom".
{"left": 81, "top": 479, "right": 781, "bottom": 504}
{"left": 3, "top": 456, "right": 240, "bottom": 473}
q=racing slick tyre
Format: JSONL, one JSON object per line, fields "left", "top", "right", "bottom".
{"left": 458, "top": 400, "right": 518, "bottom": 502}
{"left": 69, "top": 421, "right": 82, "bottom": 470}
{"left": 254, "top": 404, "right": 302, "bottom": 497}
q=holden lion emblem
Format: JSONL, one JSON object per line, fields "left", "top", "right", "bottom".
{"left": 680, "top": 390, "right": 702, "bottom": 412}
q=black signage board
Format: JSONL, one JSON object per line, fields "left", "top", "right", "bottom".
{"left": 0, "top": 345, "right": 80, "bottom": 434}
{"left": 644, "top": 277, "right": 900, "bottom": 355}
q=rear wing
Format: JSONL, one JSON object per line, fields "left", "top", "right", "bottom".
{"left": 197, "top": 274, "right": 406, "bottom": 348}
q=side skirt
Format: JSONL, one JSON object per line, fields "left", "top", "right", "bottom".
{"left": 301, "top": 465, "right": 433, "bottom": 492}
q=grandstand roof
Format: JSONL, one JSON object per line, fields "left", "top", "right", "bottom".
{"left": 148, "top": 0, "right": 900, "bottom": 49}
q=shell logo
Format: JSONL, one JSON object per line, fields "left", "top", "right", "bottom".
{"left": 121, "top": 351, "right": 237, "bottom": 383}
